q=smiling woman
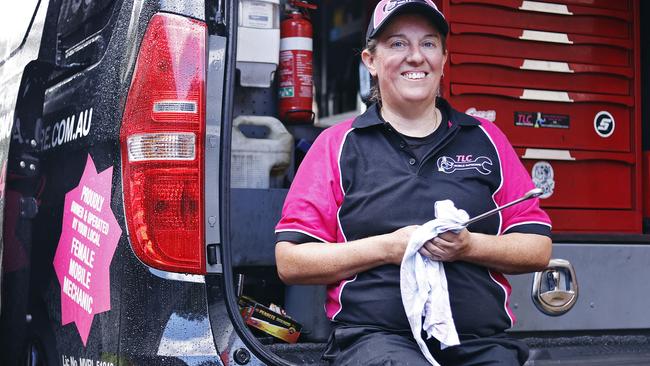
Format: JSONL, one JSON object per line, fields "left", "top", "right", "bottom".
{"left": 274, "top": 1, "right": 552, "bottom": 365}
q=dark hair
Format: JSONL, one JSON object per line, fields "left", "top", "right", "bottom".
{"left": 364, "top": 15, "right": 447, "bottom": 104}
{"left": 365, "top": 38, "right": 382, "bottom": 104}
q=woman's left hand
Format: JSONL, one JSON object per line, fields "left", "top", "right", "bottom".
{"left": 418, "top": 229, "right": 474, "bottom": 262}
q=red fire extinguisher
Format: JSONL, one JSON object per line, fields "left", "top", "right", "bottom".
{"left": 278, "top": 0, "right": 317, "bottom": 124}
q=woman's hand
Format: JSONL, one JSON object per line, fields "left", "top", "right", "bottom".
{"left": 386, "top": 225, "right": 420, "bottom": 265}
{"left": 418, "top": 230, "right": 552, "bottom": 273}
{"left": 418, "top": 229, "right": 473, "bottom": 262}
{"left": 276, "top": 224, "right": 422, "bottom": 285}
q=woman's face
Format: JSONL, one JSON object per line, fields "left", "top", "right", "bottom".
{"left": 362, "top": 13, "right": 447, "bottom": 111}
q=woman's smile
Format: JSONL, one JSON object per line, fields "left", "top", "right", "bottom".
{"left": 402, "top": 71, "right": 428, "bottom": 81}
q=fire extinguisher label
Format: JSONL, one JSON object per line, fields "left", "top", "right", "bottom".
{"left": 279, "top": 50, "right": 313, "bottom": 99}
{"left": 295, "top": 51, "right": 313, "bottom": 98}
{"left": 279, "top": 87, "right": 294, "bottom": 98}
{"left": 279, "top": 51, "right": 295, "bottom": 99}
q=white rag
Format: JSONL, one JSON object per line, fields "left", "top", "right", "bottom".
{"left": 400, "top": 200, "right": 469, "bottom": 365}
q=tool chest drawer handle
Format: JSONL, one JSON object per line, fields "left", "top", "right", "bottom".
{"left": 519, "top": 1, "right": 572, "bottom": 15}
{"left": 520, "top": 30, "right": 572, "bottom": 44}
{"left": 521, "top": 59, "right": 573, "bottom": 73}
{"left": 521, "top": 89, "right": 573, "bottom": 102}
{"left": 522, "top": 149, "right": 575, "bottom": 161}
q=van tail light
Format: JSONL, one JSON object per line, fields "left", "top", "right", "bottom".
{"left": 120, "top": 13, "right": 206, "bottom": 274}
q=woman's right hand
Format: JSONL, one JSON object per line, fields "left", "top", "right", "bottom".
{"left": 276, "top": 225, "right": 420, "bottom": 285}
{"left": 386, "top": 225, "right": 419, "bottom": 265}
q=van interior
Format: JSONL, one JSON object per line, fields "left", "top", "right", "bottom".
{"left": 227, "top": 0, "right": 373, "bottom": 362}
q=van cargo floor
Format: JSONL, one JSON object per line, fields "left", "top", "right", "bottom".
{"left": 265, "top": 335, "right": 650, "bottom": 365}
{"left": 267, "top": 343, "right": 327, "bottom": 365}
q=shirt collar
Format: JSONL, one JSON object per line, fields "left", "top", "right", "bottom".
{"left": 351, "top": 97, "right": 481, "bottom": 129}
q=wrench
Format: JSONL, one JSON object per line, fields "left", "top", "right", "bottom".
{"left": 461, "top": 188, "right": 543, "bottom": 227}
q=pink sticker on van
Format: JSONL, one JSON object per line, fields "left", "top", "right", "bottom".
{"left": 53, "top": 154, "right": 122, "bottom": 346}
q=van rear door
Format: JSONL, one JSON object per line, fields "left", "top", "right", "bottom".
{"left": 0, "top": 0, "right": 50, "bottom": 313}
{"left": 204, "top": 0, "right": 338, "bottom": 364}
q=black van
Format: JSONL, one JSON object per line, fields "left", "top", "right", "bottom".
{"left": 2, "top": 1, "right": 650, "bottom": 366}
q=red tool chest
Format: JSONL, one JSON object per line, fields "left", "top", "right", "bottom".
{"left": 440, "top": 0, "right": 642, "bottom": 233}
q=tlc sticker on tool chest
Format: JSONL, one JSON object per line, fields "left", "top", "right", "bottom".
{"left": 515, "top": 112, "right": 569, "bottom": 129}
{"left": 53, "top": 155, "right": 122, "bottom": 346}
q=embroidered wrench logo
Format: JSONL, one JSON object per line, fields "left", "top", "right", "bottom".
{"left": 437, "top": 156, "right": 493, "bottom": 175}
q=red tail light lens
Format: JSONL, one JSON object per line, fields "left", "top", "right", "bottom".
{"left": 120, "top": 13, "right": 206, "bottom": 274}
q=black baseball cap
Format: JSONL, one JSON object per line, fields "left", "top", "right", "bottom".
{"left": 366, "top": 0, "right": 449, "bottom": 42}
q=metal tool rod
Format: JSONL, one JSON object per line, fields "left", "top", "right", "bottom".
{"left": 461, "top": 188, "right": 543, "bottom": 227}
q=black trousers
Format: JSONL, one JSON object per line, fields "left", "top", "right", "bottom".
{"left": 322, "top": 326, "right": 529, "bottom": 366}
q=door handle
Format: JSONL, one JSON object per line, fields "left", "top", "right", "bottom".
{"left": 532, "top": 258, "right": 578, "bottom": 316}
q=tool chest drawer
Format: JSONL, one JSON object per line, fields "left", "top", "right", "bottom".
{"left": 450, "top": 54, "right": 633, "bottom": 95}
{"left": 516, "top": 148, "right": 635, "bottom": 210}
{"left": 450, "top": 84, "right": 633, "bottom": 152}
{"left": 543, "top": 208, "right": 641, "bottom": 233}
{"left": 452, "top": 0, "right": 631, "bottom": 12}
{"left": 448, "top": 0, "right": 632, "bottom": 39}
{"left": 449, "top": 23, "right": 633, "bottom": 67}
{"left": 516, "top": 148, "right": 641, "bottom": 233}
{"left": 534, "top": 0, "right": 630, "bottom": 12}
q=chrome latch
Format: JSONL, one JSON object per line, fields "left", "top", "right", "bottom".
{"left": 532, "top": 258, "right": 578, "bottom": 316}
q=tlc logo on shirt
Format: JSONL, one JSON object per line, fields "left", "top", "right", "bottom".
{"left": 437, "top": 155, "right": 493, "bottom": 175}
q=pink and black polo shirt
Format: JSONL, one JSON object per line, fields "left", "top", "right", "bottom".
{"left": 275, "top": 99, "right": 551, "bottom": 338}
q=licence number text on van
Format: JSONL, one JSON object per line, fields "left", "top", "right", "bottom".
{"left": 61, "top": 354, "right": 114, "bottom": 366}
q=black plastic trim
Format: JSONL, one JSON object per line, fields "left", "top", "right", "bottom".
{"left": 552, "top": 233, "right": 650, "bottom": 244}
